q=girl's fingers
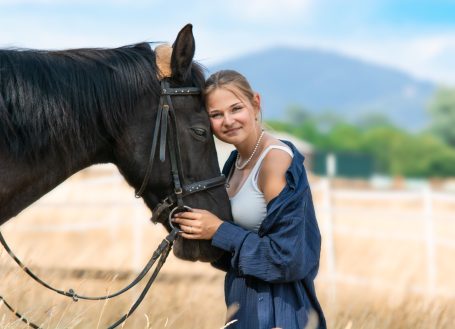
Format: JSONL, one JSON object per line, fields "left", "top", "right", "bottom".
{"left": 180, "top": 224, "right": 190, "bottom": 232}
{"left": 179, "top": 232, "right": 198, "bottom": 239}
{"left": 189, "top": 208, "right": 206, "bottom": 213}
{"left": 178, "top": 224, "right": 201, "bottom": 239}
{"left": 172, "top": 217, "right": 197, "bottom": 227}
{"left": 174, "top": 211, "right": 198, "bottom": 219}
{"left": 178, "top": 223, "right": 200, "bottom": 234}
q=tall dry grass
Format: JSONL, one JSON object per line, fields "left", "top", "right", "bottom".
{"left": 1, "top": 165, "right": 454, "bottom": 328}
{"left": 0, "top": 265, "right": 227, "bottom": 329}
{"left": 1, "top": 265, "right": 454, "bottom": 329}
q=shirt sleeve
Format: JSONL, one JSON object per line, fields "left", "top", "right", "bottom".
{"left": 211, "top": 187, "right": 321, "bottom": 283}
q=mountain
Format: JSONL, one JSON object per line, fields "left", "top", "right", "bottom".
{"left": 207, "top": 46, "right": 437, "bottom": 130}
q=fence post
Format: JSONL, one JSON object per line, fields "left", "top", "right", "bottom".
{"left": 423, "top": 185, "right": 436, "bottom": 297}
{"left": 321, "top": 177, "right": 337, "bottom": 306}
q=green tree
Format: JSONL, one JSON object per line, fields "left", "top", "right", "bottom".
{"left": 360, "top": 126, "right": 405, "bottom": 174}
{"left": 325, "top": 123, "right": 363, "bottom": 151}
{"left": 428, "top": 87, "right": 455, "bottom": 147}
{"left": 267, "top": 106, "right": 455, "bottom": 177}
{"left": 355, "top": 112, "right": 395, "bottom": 130}
{"left": 314, "top": 110, "right": 344, "bottom": 133}
{"left": 427, "top": 148, "right": 455, "bottom": 177}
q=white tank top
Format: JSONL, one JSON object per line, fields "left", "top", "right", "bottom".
{"left": 229, "top": 145, "right": 293, "bottom": 232}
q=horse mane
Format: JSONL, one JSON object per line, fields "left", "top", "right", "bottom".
{"left": 0, "top": 42, "right": 205, "bottom": 165}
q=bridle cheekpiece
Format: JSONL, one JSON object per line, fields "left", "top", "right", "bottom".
{"left": 134, "top": 78, "right": 226, "bottom": 231}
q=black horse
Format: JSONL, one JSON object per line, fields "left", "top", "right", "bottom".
{"left": 0, "top": 24, "right": 232, "bottom": 262}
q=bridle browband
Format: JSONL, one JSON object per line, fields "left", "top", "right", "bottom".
{"left": 0, "top": 78, "right": 227, "bottom": 329}
{"left": 135, "top": 78, "right": 226, "bottom": 229}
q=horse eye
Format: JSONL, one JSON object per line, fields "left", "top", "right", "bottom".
{"left": 191, "top": 127, "right": 207, "bottom": 137}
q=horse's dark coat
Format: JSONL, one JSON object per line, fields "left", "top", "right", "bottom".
{"left": 0, "top": 24, "right": 232, "bottom": 262}
{"left": 0, "top": 43, "right": 160, "bottom": 164}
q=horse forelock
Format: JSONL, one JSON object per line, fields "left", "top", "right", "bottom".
{"left": 155, "top": 44, "right": 172, "bottom": 79}
{"left": 0, "top": 43, "right": 161, "bottom": 164}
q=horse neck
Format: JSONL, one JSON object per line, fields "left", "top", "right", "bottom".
{"left": 0, "top": 147, "right": 111, "bottom": 225}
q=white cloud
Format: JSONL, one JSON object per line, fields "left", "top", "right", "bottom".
{"left": 409, "top": 35, "right": 455, "bottom": 62}
{"left": 378, "top": 35, "right": 455, "bottom": 85}
{"left": 226, "top": 0, "right": 313, "bottom": 22}
{"left": 291, "top": 32, "right": 455, "bottom": 85}
{"left": 1, "top": 1, "right": 454, "bottom": 86}
{"left": 194, "top": 22, "right": 455, "bottom": 86}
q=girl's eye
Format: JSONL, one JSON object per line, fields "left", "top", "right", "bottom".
{"left": 232, "top": 106, "right": 242, "bottom": 112}
{"left": 209, "top": 113, "right": 222, "bottom": 119}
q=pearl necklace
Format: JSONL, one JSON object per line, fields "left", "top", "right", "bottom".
{"left": 235, "top": 130, "right": 265, "bottom": 170}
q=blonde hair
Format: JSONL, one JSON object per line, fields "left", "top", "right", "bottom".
{"left": 204, "top": 70, "right": 260, "bottom": 111}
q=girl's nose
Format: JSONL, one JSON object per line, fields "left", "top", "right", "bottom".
{"left": 223, "top": 113, "right": 234, "bottom": 125}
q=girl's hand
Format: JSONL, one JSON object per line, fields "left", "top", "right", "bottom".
{"left": 171, "top": 208, "right": 223, "bottom": 240}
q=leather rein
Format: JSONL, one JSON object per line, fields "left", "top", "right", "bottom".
{"left": 0, "top": 79, "right": 226, "bottom": 329}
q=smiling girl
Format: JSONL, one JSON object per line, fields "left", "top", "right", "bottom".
{"left": 172, "top": 70, "right": 326, "bottom": 329}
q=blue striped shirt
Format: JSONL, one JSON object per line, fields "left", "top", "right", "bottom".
{"left": 211, "top": 141, "right": 326, "bottom": 329}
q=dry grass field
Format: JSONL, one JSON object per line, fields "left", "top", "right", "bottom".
{"left": 1, "top": 165, "right": 455, "bottom": 328}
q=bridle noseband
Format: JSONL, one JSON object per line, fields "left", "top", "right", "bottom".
{"left": 135, "top": 79, "right": 226, "bottom": 230}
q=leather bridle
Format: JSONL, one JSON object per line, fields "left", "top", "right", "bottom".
{"left": 0, "top": 78, "right": 227, "bottom": 329}
{"left": 135, "top": 78, "right": 226, "bottom": 229}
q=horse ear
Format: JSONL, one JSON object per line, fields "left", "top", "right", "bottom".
{"left": 171, "top": 24, "right": 195, "bottom": 81}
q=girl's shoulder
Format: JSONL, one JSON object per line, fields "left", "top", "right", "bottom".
{"left": 259, "top": 142, "right": 293, "bottom": 178}
{"left": 256, "top": 137, "right": 293, "bottom": 201}
{"left": 261, "top": 136, "right": 294, "bottom": 162}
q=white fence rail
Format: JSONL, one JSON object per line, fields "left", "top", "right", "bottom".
{"left": 1, "top": 174, "right": 150, "bottom": 270}
{"left": 313, "top": 178, "right": 455, "bottom": 301}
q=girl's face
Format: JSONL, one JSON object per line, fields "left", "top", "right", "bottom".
{"left": 206, "top": 87, "right": 260, "bottom": 146}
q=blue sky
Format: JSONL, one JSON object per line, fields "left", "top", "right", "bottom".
{"left": 1, "top": 0, "right": 455, "bottom": 85}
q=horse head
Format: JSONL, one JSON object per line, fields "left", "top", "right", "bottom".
{"left": 112, "top": 24, "right": 233, "bottom": 262}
